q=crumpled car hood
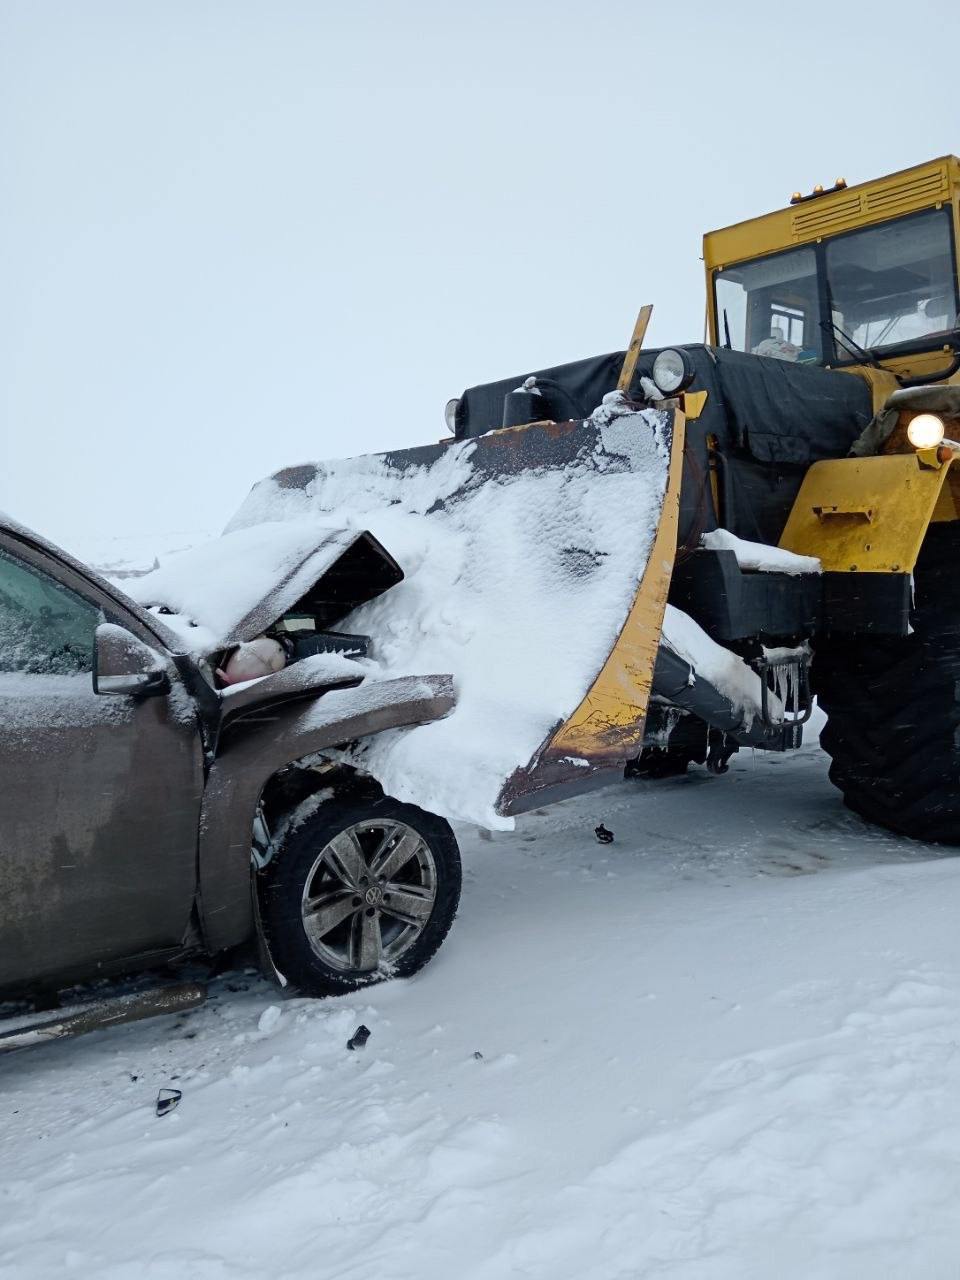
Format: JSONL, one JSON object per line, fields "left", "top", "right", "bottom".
{"left": 122, "top": 516, "right": 402, "bottom": 653}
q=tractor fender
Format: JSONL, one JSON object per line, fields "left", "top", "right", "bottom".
{"left": 196, "top": 674, "right": 455, "bottom": 953}
{"left": 779, "top": 449, "right": 958, "bottom": 575}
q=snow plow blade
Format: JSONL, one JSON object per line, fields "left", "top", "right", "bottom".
{"left": 497, "top": 410, "right": 685, "bottom": 814}
{"left": 229, "top": 403, "right": 685, "bottom": 826}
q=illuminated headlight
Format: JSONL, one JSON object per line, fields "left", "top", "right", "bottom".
{"left": 907, "top": 413, "right": 945, "bottom": 449}
{"left": 651, "top": 348, "right": 695, "bottom": 395}
{"left": 444, "top": 397, "right": 460, "bottom": 434}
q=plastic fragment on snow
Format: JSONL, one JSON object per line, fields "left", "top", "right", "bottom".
{"left": 347, "top": 1025, "right": 371, "bottom": 1051}
{"left": 595, "top": 824, "right": 615, "bottom": 844}
{"left": 156, "top": 1088, "right": 182, "bottom": 1117}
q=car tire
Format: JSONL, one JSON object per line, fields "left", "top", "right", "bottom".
{"left": 259, "top": 792, "right": 462, "bottom": 995}
{"left": 814, "top": 523, "right": 960, "bottom": 844}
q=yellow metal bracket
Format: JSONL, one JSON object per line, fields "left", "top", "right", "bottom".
{"left": 779, "top": 450, "right": 955, "bottom": 573}
{"left": 681, "top": 389, "right": 709, "bottom": 420}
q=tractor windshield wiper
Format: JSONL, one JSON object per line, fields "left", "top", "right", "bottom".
{"left": 722, "top": 308, "right": 733, "bottom": 350}
{"left": 819, "top": 319, "right": 882, "bottom": 369}
{"left": 819, "top": 317, "right": 960, "bottom": 387}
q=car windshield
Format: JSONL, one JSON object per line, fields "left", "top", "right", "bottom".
{"left": 713, "top": 206, "right": 959, "bottom": 366}
{"left": 0, "top": 549, "right": 97, "bottom": 675}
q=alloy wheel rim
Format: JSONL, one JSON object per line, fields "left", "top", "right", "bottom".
{"left": 300, "top": 819, "right": 438, "bottom": 974}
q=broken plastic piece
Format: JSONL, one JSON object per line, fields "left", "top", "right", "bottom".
{"left": 291, "top": 630, "right": 370, "bottom": 660}
{"left": 346, "top": 1024, "right": 371, "bottom": 1051}
{"left": 156, "top": 1087, "right": 182, "bottom": 1117}
{"left": 594, "top": 823, "right": 614, "bottom": 844}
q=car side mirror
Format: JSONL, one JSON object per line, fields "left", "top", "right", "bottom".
{"left": 93, "top": 623, "right": 170, "bottom": 697}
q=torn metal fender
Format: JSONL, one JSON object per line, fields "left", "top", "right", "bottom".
{"left": 197, "top": 674, "right": 455, "bottom": 953}
{"left": 497, "top": 406, "right": 686, "bottom": 814}
{"left": 217, "top": 653, "right": 364, "bottom": 723}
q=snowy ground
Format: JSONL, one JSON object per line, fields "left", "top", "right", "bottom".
{"left": 4, "top": 718, "right": 960, "bottom": 1279}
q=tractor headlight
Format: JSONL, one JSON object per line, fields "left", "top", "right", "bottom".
{"left": 651, "top": 348, "right": 695, "bottom": 395}
{"left": 907, "top": 413, "right": 945, "bottom": 449}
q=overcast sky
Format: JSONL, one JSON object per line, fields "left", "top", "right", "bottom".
{"left": 2, "top": 0, "right": 958, "bottom": 553}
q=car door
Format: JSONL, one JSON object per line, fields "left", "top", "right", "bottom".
{"left": 0, "top": 535, "right": 204, "bottom": 994}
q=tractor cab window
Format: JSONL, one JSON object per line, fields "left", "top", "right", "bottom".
{"left": 824, "top": 207, "right": 958, "bottom": 359}
{"left": 714, "top": 246, "right": 823, "bottom": 364}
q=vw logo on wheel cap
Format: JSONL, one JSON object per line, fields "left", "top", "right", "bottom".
{"left": 364, "top": 885, "right": 384, "bottom": 906}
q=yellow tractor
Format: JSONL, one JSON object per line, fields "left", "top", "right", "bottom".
{"left": 703, "top": 155, "right": 960, "bottom": 839}
{"left": 232, "top": 155, "right": 960, "bottom": 845}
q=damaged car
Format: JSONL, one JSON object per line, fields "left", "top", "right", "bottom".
{"left": 0, "top": 514, "right": 461, "bottom": 1044}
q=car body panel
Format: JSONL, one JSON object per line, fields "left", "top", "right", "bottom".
{"left": 198, "top": 673, "right": 456, "bottom": 952}
{"left": 0, "top": 533, "right": 204, "bottom": 996}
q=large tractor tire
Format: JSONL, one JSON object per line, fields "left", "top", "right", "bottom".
{"left": 814, "top": 523, "right": 960, "bottom": 843}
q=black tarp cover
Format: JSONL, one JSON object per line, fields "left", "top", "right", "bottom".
{"left": 455, "top": 345, "right": 873, "bottom": 547}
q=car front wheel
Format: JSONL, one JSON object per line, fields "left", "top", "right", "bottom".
{"left": 259, "top": 794, "right": 462, "bottom": 995}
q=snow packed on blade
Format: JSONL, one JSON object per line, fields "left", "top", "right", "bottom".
{"left": 227, "top": 405, "right": 672, "bottom": 828}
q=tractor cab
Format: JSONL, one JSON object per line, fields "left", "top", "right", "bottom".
{"left": 704, "top": 157, "right": 960, "bottom": 394}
